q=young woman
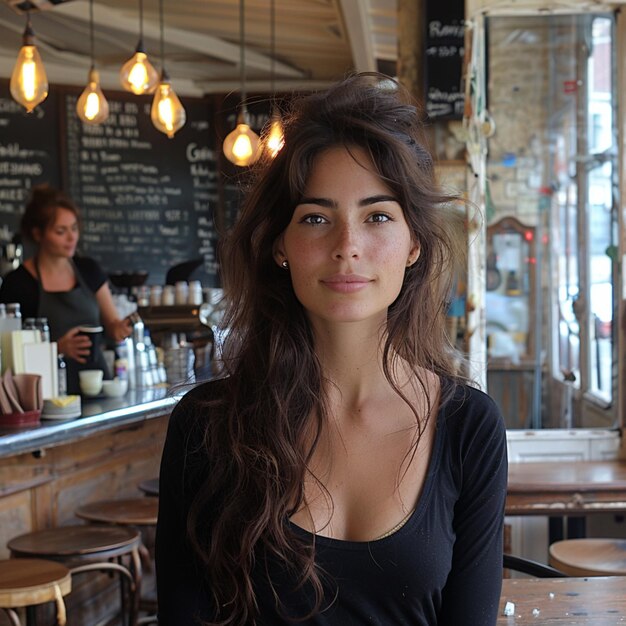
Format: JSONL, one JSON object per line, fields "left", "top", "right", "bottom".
{"left": 0, "top": 186, "right": 130, "bottom": 393}
{"left": 156, "top": 73, "right": 507, "bottom": 625}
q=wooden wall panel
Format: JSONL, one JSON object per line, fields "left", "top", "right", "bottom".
{"left": 0, "top": 491, "right": 33, "bottom": 559}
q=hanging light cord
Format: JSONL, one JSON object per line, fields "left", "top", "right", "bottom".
{"left": 159, "top": 0, "right": 165, "bottom": 72}
{"left": 139, "top": 0, "right": 144, "bottom": 43}
{"left": 240, "top": 0, "right": 246, "bottom": 100}
{"left": 270, "top": 0, "right": 275, "bottom": 94}
{"left": 89, "top": 0, "right": 95, "bottom": 68}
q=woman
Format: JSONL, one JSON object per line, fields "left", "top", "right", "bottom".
{"left": 0, "top": 185, "right": 130, "bottom": 393}
{"left": 156, "top": 73, "right": 507, "bottom": 625}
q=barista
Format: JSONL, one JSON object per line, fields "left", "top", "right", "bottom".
{"left": 0, "top": 185, "right": 131, "bottom": 393}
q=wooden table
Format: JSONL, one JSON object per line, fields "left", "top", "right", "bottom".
{"left": 498, "top": 576, "right": 626, "bottom": 624}
{"left": 506, "top": 460, "right": 626, "bottom": 516}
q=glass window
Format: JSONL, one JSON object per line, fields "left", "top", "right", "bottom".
{"left": 485, "top": 14, "right": 617, "bottom": 428}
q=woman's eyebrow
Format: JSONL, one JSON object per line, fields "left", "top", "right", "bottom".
{"left": 296, "top": 194, "right": 398, "bottom": 208}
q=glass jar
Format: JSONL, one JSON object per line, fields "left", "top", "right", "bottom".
{"left": 23, "top": 317, "right": 37, "bottom": 330}
{"left": 35, "top": 317, "right": 51, "bottom": 342}
{"left": 6, "top": 302, "right": 21, "bottom": 318}
{"left": 57, "top": 354, "right": 67, "bottom": 396}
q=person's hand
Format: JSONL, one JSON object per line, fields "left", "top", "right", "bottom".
{"left": 110, "top": 317, "right": 132, "bottom": 343}
{"left": 57, "top": 327, "right": 92, "bottom": 363}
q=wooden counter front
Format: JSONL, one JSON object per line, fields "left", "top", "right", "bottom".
{"left": 0, "top": 391, "right": 179, "bottom": 624}
{"left": 0, "top": 391, "right": 177, "bottom": 556}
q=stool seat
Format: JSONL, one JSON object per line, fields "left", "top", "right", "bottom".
{"left": 0, "top": 558, "right": 71, "bottom": 607}
{"left": 138, "top": 478, "right": 159, "bottom": 497}
{"left": 75, "top": 498, "right": 158, "bottom": 526}
{"left": 549, "top": 538, "right": 626, "bottom": 576}
{"left": 8, "top": 525, "right": 141, "bottom": 562}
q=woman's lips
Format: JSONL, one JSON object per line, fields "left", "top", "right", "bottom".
{"left": 321, "top": 274, "right": 372, "bottom": 293}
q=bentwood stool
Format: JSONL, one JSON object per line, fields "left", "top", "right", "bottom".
{"left": 8, "top": 525, "right": 142, "bottom": 626}
{"left": 75, "top": 498, "right": 159, "bottom": 616}
{"left": 0, "top": 558, "right": 71, "bottom": 626}
{"left": 549, "top": 538, "right": 626, "bottom": 576}
{"left": 137, "top": 478, "right": 159, "bottom": 498}
{"left": 75, "top": 498, "right": 158, "bottom": 527}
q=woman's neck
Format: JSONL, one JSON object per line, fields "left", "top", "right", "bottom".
{"left": 35, "top": 250, "right": 72, "bottom": 271}
{"left": 313, "top": 320, "right": 402, "bottom": 410}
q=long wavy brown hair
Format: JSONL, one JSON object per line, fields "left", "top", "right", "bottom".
{"left": 187, "top": 73, "right": 466, "bottom": 625}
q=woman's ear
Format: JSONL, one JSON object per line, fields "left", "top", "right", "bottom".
{"left": 407, "top": 241, "right": 420, "bottom": 267}
{"left": 31, "top": 228, "right": 42, "bottom": 244}
{"left": 272, "top": 234, "right": 287, "bottom": 268}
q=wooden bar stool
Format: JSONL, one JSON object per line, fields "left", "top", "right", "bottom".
{"left": 75, "top": 498, "right": 158, "bottom": 527}
{"left": 549, "top": 538, "right": 626, "bottom": 576}
{"left": 7, "top": 525, "right": 142, "bottom": 626}
{"left": 75, "top": 498, "right": 159, "bottom": 617}
{"left": 138, "top": 478, "right": 159, "bottom": 497}
{"left": 0, "top": 558, "right": 71, "bottom": 626}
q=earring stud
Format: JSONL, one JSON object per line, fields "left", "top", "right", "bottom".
{"left": 281, "top": 260, "right": 289, "bottom": 269}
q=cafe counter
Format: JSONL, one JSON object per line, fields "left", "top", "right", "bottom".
{"left": 0, "top": 387, "right": 182, "bottom": 559}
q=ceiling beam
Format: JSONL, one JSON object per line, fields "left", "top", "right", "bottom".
{"left": 195, "top": 78, "right": 334, "bottom": 94}
{"left": 337, "top": 0, "right": 377, "bottom": 72}
{"left": 51, "top": 0, "right": 305, "bottom": 79}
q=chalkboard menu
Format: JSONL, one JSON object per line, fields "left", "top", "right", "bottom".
{"left": 0, "top": 81, "right": 61, "bottom": 240}
{"left": 62, "top": 91, "right": 219, "bottom": 286}
{"left": 425, "top": 0, "right": 465, "bottom": 119}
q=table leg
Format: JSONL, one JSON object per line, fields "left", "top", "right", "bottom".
{"left": 549, "top": 516, "right": 564, "bottom": 544}
{"left": 566, "top": 516, "right": 586, "bottom": 538}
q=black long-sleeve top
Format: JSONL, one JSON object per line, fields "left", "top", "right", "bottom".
{"left": 156, "top": 379, "right": 508, "bottom": 625}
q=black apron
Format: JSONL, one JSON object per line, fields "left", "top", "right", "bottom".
{"left": 35, "top": 257, "right": 109, "bottom": 394}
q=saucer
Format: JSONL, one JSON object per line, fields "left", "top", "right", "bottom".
{"left": 41, "top": 410, "right": 81, "bottom": 420}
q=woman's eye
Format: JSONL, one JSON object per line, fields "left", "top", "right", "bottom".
{"left": 301, "top": 214, "right": 328, "bottom": 225}
{"left": 368, "top": 213, "right": 391, "bottom": 223}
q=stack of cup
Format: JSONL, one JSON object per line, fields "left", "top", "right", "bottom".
{"left": 175, "top": 281, "right": 189, "bottom": 305}
{"left": 163, "top": 343, "right": 195, "bottom": 384}
{"left": 188, "top": 280, "right": 203, "bottom": 305}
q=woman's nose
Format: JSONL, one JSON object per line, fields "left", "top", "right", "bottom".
{"left": 332, "top": 223, "right": 360, "bottom": 259}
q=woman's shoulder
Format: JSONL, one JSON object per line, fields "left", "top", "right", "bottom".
{"left": 2, "top": 264, "right": 35, "bottom": 286}
{"left": 440, "top": 381, "right": 506, "bottom": 442}
{"left": 0, "top": 265, "right": 37, "bottom": 303}
{"left": 74, "top": 256, "right": 107, "bottom": 289}
{"left": 170, "top": 378, "right": 229, "bottom": 425}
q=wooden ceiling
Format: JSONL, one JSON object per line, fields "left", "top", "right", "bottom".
{"left": 0, "top": 0, "right": 398, "bottom": 96}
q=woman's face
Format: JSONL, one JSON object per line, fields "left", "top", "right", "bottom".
{"left": 275, "top": 146, "right": 419, "bottom": 330}
{"left": 36, "top": 207, "right": 79, "bottom": 258}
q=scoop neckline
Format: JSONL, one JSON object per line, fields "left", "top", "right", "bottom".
{"left": 286, "top": 396, "right": 448, "bottom": 550}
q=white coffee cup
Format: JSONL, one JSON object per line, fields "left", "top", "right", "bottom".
{"left": 79, "top": 369, "right": 104, "bottom": 396}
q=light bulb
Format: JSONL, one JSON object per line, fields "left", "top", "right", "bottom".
{"left": 120, "top": 49, "right": 158, "bottom": 95}
{"left": 265, "top": 114, "right": 284, "bottom": 158}
{"left": 151, "top": 76, "right": 186, "bottom": 138}
{"left": 10, "top": 26, "right": 48, "bottom": 113}
{"left": 76, "top": 68, "right": 109, "bottom": 125}
{"left": 223, "top": 110, "right": 261, "bottom": 166}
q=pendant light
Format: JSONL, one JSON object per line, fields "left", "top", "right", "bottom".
{"left": 151, "top": 0, "right": 186, "bottom": 138}
{"left": 10, "top": 10, "right": 49, "bottom": 113}
{"left": 120, "top": 0, "right": 159, "bottom": 95}
{"left": 265, "top": 0, "right": 284, "bottom": 158}
{"left": 76, "top": 0, "right": 109, "bottom": 125}
{"left": 223, "top": 0, "right": 260, "bottom": 167}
